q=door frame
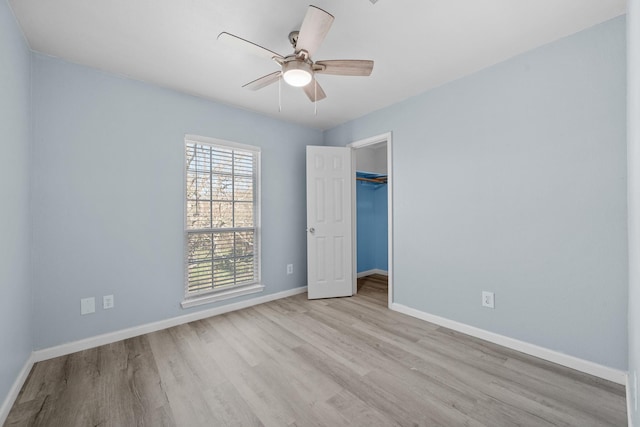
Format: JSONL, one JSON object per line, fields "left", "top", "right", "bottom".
{"left": 348, "top": 132, "right": 393, "bottom": 308}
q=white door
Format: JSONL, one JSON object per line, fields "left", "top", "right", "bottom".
{"left": 306, "top": 146, "right": 353, "bottom": 299}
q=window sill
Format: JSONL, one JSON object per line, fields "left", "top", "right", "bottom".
{"left": 181, "top": 283, "right": 265, "bottom": 309}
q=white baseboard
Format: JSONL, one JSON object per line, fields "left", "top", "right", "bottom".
{"left": 390, "top": 302, "right": 627, "bottom": 385}
{"left": 357, "top": 269, "right": 388, "bottom": 278}
{"left": 33, "top": 286, "right": 307, "bottom": 362}
{"left": 0, "top": 353, "right": 35, "bottom": 426}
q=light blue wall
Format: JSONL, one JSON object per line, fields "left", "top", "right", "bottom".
{"left": 628, "top": 0, "right": 640, "bottom": 423}
{"left": 326, "top": 17, "right": 628, "bottom": 370}
{"left": 356, "top": 181, "right": 388, "bottom": 273}
{"left": 0, "top": 0, "right": 32, "bottom": 409}
{"left": 30, "top": 54, "right": 322, "bottom": 349}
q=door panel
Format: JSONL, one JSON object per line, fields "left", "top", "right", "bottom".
{"left": 307, "top": 146, "right": 353, "bottom": 299}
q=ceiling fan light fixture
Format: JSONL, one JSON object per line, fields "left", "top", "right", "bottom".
{"left": 282, "top": 59, "right": 313, "bottom": 87}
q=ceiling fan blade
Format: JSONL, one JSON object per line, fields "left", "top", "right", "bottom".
{"left": 314, "top": 60, "right": 374, "bottom": 76}
{"left": 243, "top": 71, "right": 282, "bottom": 91}
{"left": 295, "top": 6, "right": 334, "bottom": 57}
{"left": 218, "top": 32, "right": 283, "bottom": 61}
{"left": 302, "top": 78, "right": 327, "bottom": 102}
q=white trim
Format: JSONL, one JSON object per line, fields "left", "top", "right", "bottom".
{"left": 357, "top": 269, "right": 388, "bottom": 278}
{"left": 348, "top": 132, "right": 393, "bottom": 308}
{"left": 386, "top": 135, "right": 393, "bottom": 309}
{"left": 33, "top": 286, "right": 307, "bottom": 363}
{"left": 391, "top": 302, "right": 627, "bottom": 385}
{"left": 181, "top": 283, "right": 265, "bottom": 308}
{"left": 348, "top": 132, "right": 392, "bottom": 149}
{"left": 0, "top": 353, "right": 35, "bottom": 426}
{"left": 185, "top": 134, "right": 261, "bottom": 152}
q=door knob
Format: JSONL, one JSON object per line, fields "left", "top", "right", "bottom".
{"left": 309, "top": 227, "right": 315, "bottom": 234}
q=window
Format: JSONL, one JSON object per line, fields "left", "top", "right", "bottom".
{"left": 182, "top": 135, "right": 262, "bottom": 308}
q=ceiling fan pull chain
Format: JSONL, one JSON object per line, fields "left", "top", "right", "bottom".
{"left": 278, "top": 75, "right": 282, "bottom": 113}
{"left": 314, "top": 78, "right": 317, "bottom": 116}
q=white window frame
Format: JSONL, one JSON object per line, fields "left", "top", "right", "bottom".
{"left": 181, "top": 134, "right": 263, "bottom": 308}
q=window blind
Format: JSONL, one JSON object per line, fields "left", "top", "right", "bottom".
{"left": 184, "top": 138, "right": 260, "bottom": 296}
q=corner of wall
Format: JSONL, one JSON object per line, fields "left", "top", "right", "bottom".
{"left": 0, "top": 0, "right": 36, "bottom": 420}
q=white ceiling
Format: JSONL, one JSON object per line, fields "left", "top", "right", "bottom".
{"left": 9, "top": 0, "right": 626, "bottom": 130}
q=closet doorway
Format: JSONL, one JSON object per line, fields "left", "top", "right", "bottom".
{"left": 349, "top": 133, "right": 393, "bottom": 307}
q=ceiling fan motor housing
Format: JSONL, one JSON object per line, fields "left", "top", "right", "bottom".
{"left": 288, "top": 31, "right": 299, "bottom": 49}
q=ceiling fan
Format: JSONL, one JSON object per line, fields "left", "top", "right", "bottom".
{"left": 218, "top": 5, "right": 374, "bottom": 102}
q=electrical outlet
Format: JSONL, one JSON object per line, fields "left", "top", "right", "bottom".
{"left": 482, "top": 291, "right": 495, "bottom": 309}
{"left": 81, "top": 297, "right": 95, "bottom": 315}
{"left": 287, "top": 264, "right": 294, "bottom": 275}
{"left": 103, "top": 294, "right": 114, "bottom": 310}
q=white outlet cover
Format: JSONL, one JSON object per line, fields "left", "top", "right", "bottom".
{"left": 81, "top": 297, "right": 95, "bottom": 315}
{"left": 287, "top": 264, "right": 293, "bottom": 275}
{"left": 482, "top": 291, "right": 495, "bottom": 309}
{"left": 103, "top": 294, "right": 114, "bottom": 309}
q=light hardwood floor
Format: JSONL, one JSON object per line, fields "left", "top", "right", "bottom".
{"left": 5, "top": 275, "right": 627, "bottom": 426}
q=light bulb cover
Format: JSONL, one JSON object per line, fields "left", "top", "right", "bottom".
{"left": 282, "top": 60, "right": 313, "bottom": 87}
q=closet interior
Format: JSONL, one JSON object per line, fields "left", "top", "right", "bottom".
{"left": 355, "top": 143, "right": 388, "bottom": 279}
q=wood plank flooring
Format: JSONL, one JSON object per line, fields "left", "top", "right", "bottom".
{"left": 5, "top": 275, "right": 627, "bottom": 426}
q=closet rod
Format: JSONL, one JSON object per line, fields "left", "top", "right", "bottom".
{"left": 356, "top": 176, "right": 387, "bottom": 184}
